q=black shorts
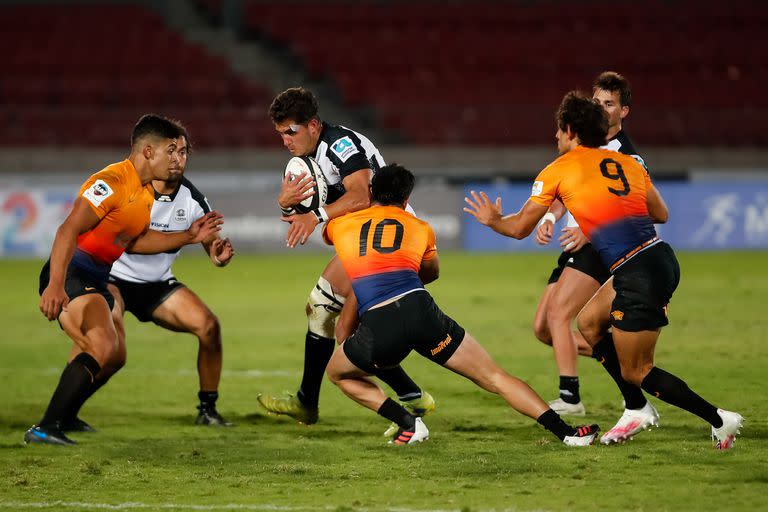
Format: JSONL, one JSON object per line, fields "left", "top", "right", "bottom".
{"left": 343, "top": 290, "right": 466, "bottom": 374}
{"left": 611, "top": 241, "right": 680, "bottom": 332}
{"left": 39, "top": 259, "right": 114, "bottom": 310}
{"left": 109, "top": 276, "right": 185, "bottom": 322}
{"left": 547, "top": 243, "right": 611, "bottom": 285}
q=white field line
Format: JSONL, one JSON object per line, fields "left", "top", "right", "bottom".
{"left": 0, "top": 502, "right": 545, "bottom": 512}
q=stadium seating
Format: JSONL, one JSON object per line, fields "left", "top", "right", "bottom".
{"left": 243, "top": 0, "right": 767, "bottom": 146}
{"left": 0, "top": 3, "right": 274, "bottom": 147}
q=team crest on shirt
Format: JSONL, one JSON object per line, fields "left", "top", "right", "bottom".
{"left": 331, "top": 136, "right": 359, "bottom": 162}
{"left": 82, "top": 179, "right": 114, "bottom": 207}
{"left": 174, "top": 208, "right": 187, "bottom": 222}
{"left": 531, "top": 181, "right": 544, "bottom": 197}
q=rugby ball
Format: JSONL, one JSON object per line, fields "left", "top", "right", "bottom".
{"left": 284, "top": 156, "right": 328, "bottom": 214}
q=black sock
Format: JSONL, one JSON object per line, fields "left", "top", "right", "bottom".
{"left": 559, "top": 376, "right": 580, "bottom": 404}
{"left": 377, "top": 398, "right": 416, "bottom": 430}
{"left": 296, "top": 331, "right": 335, "bottom": 409}
{"left": 198, "top": 391, "right": 218, "bottom": 409}
{"left": 536, "top": 408, "right": 573, "bottom": 441}
{"left": 40, "top": 353, "right": 101, "bottom": 428}
{"left": 591, "top": 334, "right": 647, "bottom": 410}
{"left": 374, "top": 366, "right": 422, "bottom": 401}
{"left": 641, "top": 366, "right": 721, "bottom": 427}
{"left": 66, "top": 376, "right": 109, "bottom": 421}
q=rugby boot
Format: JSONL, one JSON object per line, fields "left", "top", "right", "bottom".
{"left": 383, "top": 390, "right": 436, "bottom": 437}
{"left": 389, "top": 417, "right": 430, "bottom": 445}
{"left": 600, "top": 401, "right": 660, "bottom": 445}
{"left": 195, "top": 405, "right": 233, "bottom": 426}
{"left": 711, "top": 409, "right": 743, "bottom": 450}
{"left": 548, "top": 397, "right": 586, "bottom": 416}
{"left": 563, "top": 424, "right": 600, "bottom": 446}
{"left": 257, "top": 391, "right": 318, "bottom": 425}
{"left": 24, "top": 424, "right": 76, "bottom": 446}
{"left": 60, "top": 417, "right": 97, "bottom": 433}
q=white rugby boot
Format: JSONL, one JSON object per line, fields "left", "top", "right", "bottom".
{"left": 711, "top": 409, "right": 743, "bottom": 450}
{"left": 600, "top": 401, "right": 660, "bottom": 445}
{"left": 548, "top": 397, "right": 586, "bottom": 416}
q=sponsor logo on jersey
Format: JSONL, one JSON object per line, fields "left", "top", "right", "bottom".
{"left": 174, "top": 208, "right": 186, "bottom": 222}
{"left": 157, "top": 195, "right": 172, "bottom": 202}
{"left": 82, "top": 179, "right": 114, "bottom": 207}
{"left": 330, "top": 136, "right": 359, "bottom": 162}
{"left": 531, "top": 180, "right": 544, "bottom": 197}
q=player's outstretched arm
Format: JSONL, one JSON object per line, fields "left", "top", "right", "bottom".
{"left": 203, "top": 237, "right": 235, "bottom": 267}
{"left": 40, "top": 198, "right": 101, "bottom": 320}
{"left": 127, "top": 211, "right": 223, "bottom": 254}
{"left": 464, "top": 191, "right": 549, "bottom": 239}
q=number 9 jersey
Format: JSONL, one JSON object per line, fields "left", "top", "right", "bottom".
{"left": 323, "top": 205, "right": 437, "bottom": 315}
{"left": 529, "top": 146, "right": 656, "bottom": 270}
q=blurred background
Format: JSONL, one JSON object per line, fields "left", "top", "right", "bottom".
{"left": 1, "top": 0, "right": 767, "bottom": 254}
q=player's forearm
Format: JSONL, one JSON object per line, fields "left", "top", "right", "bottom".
{"left": 128, "top": 229, "right": 193, "bottom": 254}
{"left": 492, "top": 214, "right": 535, "bottom": 240}
{"left": 47, "top": 225, "right": 79, "bottom": 286}
{"left": 548, "top": 199, "right": 567, "bottom": 221}
{"left": 324, "top": 188, "right": 370, "bottom": 220}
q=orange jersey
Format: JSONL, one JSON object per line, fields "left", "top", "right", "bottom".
{"left": 323, "top": 205, "right": 437, "bottom": 314}
{"left": 529, "top": 146, "right": 656, "bottom": 268}
{"left": 76, "top": 159, "right": 154, "bottom": 265}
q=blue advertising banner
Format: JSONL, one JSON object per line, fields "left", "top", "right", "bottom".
{"left": 462, "top": 181, "right": 768, "bottom": 251}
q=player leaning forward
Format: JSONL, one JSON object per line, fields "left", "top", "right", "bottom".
{"left": 257, "top": 87, "right": 434, "bottom": 427}
{"left": 464, "top": 92, "right": 743, "bottom": 449}
{"left": 28, "top": 114, "right": 222, "bottom": 445}
{"left": 324, "top": 164, "right": 600, "bottom": 446}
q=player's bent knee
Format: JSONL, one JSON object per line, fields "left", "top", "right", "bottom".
{"left": 196, "top": 313, "right": 221, "bottom": 347}
{"left": 532, "top": 321, "right": 552, "bottom": 345}
{"left": 620, "top": 365, "right": 649, "bottom": 387}
{"left": 307, "top": 276, "right": 345, "bottom": 339}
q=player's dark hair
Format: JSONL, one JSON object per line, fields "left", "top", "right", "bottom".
{"left": 131, "top": 114, "right": 184, "bottom": 147}
{"left": 556, "top": 91, "right": 608, "bottom": 148}
{"left": 269, "top": 87, "right": 320, "bottom": 124}
{"left": 593, "top": 71, "right": 632, "bottom": 107}
{"left": 371, "top": 164, "right": 415, "bottom": 206}
{"left": 173, "top": 118, "right": 193, "bottom": 154}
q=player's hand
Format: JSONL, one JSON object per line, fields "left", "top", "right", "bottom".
{"left": 463, "top": 190, "right": 503, "bottom": 227}
{"left": 188, "top": 211, "right": 223, "bottom": 244}
{"left": 278, "top": 171, "right": 316, "bottom": 209}
{"left": 210, "top": 237, "right": 234, "bottom": 267}
{"left": 559, "top": 226, "right": 588, "bottom": 253}
{"left": 40, "top": 284, "right": 69, "bottom": 321}
{"left": 281, "top": 212, "right": 319, "bottom": 248}
{"left": 535, "top": 219, "right": 554, "bottom": 245}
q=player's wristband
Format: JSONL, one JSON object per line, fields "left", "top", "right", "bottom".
{"left": 541, "top": 212, "right": 557, "bottom": 224}
{"left": 280, "top": 205, "right": 296, "bottom": 216}
{"left": 312, "top": 207, "right": 329, "bottom": 223}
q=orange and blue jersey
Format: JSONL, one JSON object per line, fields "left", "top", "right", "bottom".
{"left": 323, "top": 205, "right": 437, "bottom": 314}
{"left": 73, "top": 159, "right": 153, "bottom": 277}
{"left": 529, "top": 146, "right": 656, "bottom": 270}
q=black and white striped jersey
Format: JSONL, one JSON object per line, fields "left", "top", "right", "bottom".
{"left": 110, "top": 177, "right": 211, "bottom": 283}
{"left": 312, "top": 121, "right": 385, "bottom": 205}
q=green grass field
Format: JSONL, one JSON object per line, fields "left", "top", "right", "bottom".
{"left": 1, "top": 252, "right": 766, "bottom": 511}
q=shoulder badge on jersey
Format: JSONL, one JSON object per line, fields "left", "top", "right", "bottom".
{"left": 331, "top": 136, "right": 359, "bottom": 162}
{"left": 531, "top": 180, "right": 544, "bottom": 197}
{"left": 82, "top": 179, "right": 114, "bottom": 207}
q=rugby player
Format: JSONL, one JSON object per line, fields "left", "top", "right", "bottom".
{"left": 532, "top": 72, "right": 650, "bottom": 418}
{"left": 464, "top": 92, "right": 743, "bottom": 449}
{"left": 256, "top": 88, "right": 434, "bottom": 430}
{"left": 324, "top": 164, "right": 600, "bottom": 446}
{"left": 27, "top": 115, "right": 222, "bottom": 445}
{"left": 61, "top": 130, "right": 234, "bottom": 432}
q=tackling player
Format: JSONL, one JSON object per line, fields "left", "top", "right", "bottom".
{"left": 61, "top": 130, "right": 235, "bottom": 432}
{"left": 256, "top": 87, "right": 434, "bottom": 430}
{"left": 532, "top": 72, "right": 650, "bottom": 420}
{"left": 464, "top": 92, "right": 743, "bottom": 449}
{"left": 27, "top": 115, "right": 222, "bottom": 445}
{"left": 324, "top": 164, "right": 599, "bottom": 446}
